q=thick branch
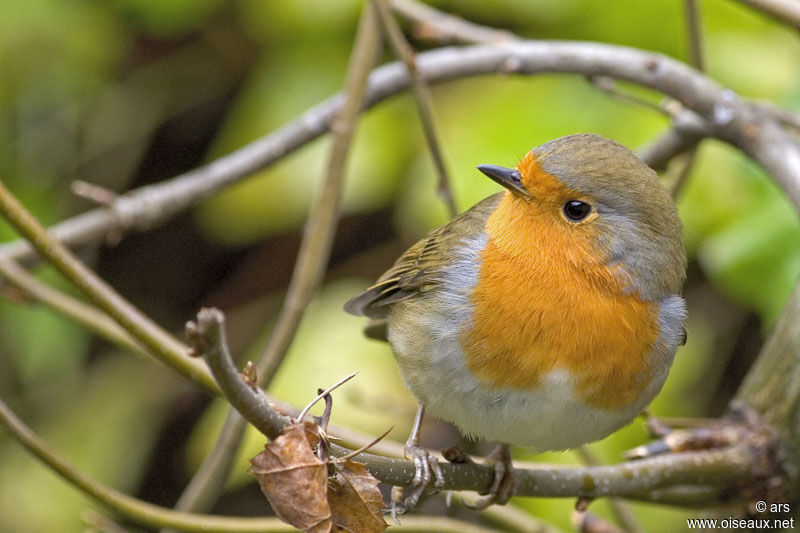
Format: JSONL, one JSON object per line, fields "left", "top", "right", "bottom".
{"left": 3, "top": 41, "right": 799, "bottom": 266}
{"left": 736, "top": 280, "right": 800, "bottom": 491}
{"left": 191, "top": 308, "right": 756, "bottom": 502}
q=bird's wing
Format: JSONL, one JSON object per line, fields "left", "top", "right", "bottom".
{"left": 344, "top": 193, "right": 501, "bottom": 319}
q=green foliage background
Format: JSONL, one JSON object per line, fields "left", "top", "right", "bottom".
{"left": 0, "top": 1, "right": 799, "bottom": 532}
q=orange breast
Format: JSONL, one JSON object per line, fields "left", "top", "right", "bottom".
{"left": 461, "top": 191, "right": 659, "bottom": 410}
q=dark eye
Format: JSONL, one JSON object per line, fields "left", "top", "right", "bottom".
{"left": 563, "top": 200, "right": 592, "bottom": 222}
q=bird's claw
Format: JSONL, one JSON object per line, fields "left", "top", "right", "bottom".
{"left": 465, "top": 443, "right": 516, "bottom": 510}
{"left": 391, "top": 442, "right": 444, "bottom": 517}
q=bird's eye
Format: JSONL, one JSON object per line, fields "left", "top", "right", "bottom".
{"left": 563, "top": 200, "right": 592, "bottom": 222}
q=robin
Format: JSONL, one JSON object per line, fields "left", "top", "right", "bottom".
{"left": 345, "top": 133, "right": 687, "bottom": 510}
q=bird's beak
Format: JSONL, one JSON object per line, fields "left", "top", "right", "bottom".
{"left": 477, "top": 164, "right": 530, "bottom": 198}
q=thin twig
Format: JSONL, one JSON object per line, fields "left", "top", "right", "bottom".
{"left": 447, "top": 492, "right": 564, "bottom": 533}
{"left": 296, "top": 372, "right": 359, "bottom": 423}
{"left": 731, "top": 0, "right": 800, "bottom": 30}
{"left": 390, "top": 0, "right": 518, "bottom": 44}
{"left": 163, "top": 7, "right": 384, "bottom": 521}
{"left": 754, "top": 99, "right": 800, "bottom": 133}
{"left": 666, "top": 0, "right": 705, "bottom": 198}
{"left": 333, "top": 425, "right": 394, "bottom": 463}
{"left": 636, "top": 109, "right": 708, "bottom": 171}
{"left": 667, "top": 145, "right": 701, "bottom": 197}
{"left": 0, "top": 182, "right": 218, "bottom": 394}
{"left": 254, "top": 0, "right": 382, "bottom": 386}
{"left": 0, "top": 258, "right": 145, "bottom": 357}
{"left": 186, "top": 308, "right": 289, "bottom": 440}
{"left": 587, "top": 76, "right": 669, "bottom": 116}
{"left": 684, "top": 0, "right": 705, "bottom": 71}
{"left": 0, "top": 396, "right": 294, "bottom": 533}
{"left": 160, "top": 410, "right": 248, "bottom": 533}
{"left": 374, "top": 0, "right": 458, "bottom": 217}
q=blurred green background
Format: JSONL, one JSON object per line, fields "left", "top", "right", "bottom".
{"left": 1, "top": 0, "right": 799, "bottom": 531}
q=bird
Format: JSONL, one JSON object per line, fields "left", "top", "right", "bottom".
{"left": 344, "top": 133, "right": 687, "bottom": 511}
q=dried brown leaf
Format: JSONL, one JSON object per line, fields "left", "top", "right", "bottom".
{"left": 328, "top": 460, "right": 387, "bottom": 532}
{"left": 250, "top": 422, "right": 332, "bottom": 533}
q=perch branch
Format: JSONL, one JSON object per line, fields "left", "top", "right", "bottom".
{"left": 191, "top": 307, "right": 760, "bottom": 503}
{"left": 0, "top": 395, "right": 504, "bottom": 533}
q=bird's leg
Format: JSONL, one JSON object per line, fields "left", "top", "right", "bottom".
{"left": 466, "top": 442, "right": 516, "bottom": 510}
{"left": 392, "top": 405, "right": 444, "bottom": 516}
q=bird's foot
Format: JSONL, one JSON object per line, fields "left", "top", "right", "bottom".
{"left": 627, "top": 404, "right": 760, "bottom": 460}
{"left": 466, "top": 442, "right": 516, "bottom": 510}
{"left": 391, "top": 441, "right": 444, "bottom": 518}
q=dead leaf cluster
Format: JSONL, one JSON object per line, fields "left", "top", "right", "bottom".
{"left": 250, "top": 421, "right": 387, "bottom": 533}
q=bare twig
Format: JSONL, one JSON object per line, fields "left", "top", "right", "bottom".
{"left": 0, "top": 396, "right": 293, "bottom": 533}
{"left": 390, "top": 0, "right": 517, "bottom": 44}
{"left": 0, "top": 182, "right": 218, "bottom": 393}
{"left": 1, "top": 391, "right": 505, "bottom": 533}
{"left": 0, "top": 258, "right": 145, "bottom": 357}
{"left": 684, "top": 0, "right": 705, "bottom": 71}
{"left": 447, "top": 492, "right": 563, "bottom": 533}
{"left": 186, "top": 308, "right": 289, "bottom": 440}
{"left": 161, "top": 410, "right": 247, "bottom": 532}
{"left": 754, "top": 99, "right": 800, "bottom": 133}
{"left": 731, "top": 0, "right": 800, "bottom": 30}
{"left": 667, "top": 146, "right": 701, "bottom": 197}
{"left": 587, "top": 76, "right": 669, "bottom": 116}
{"left": 636, "top": 109, "right": 708, "bottom": 171}
{"left": 165, "top": 8, "right": 385, "bottom": 522}
{"left": 296, "top": 372, "right": 359, "bottom": 423}
{"left": 254, "top": 1, "right": 382, "bottom": 385}
{"left": 665, "top": 0, "right": 705, "bottom": 198}
{"left": 374, "top": 0, "right": 458, "bottom": 217}
{"left": 333, "top": 425, "right": 394, "bottom": 463}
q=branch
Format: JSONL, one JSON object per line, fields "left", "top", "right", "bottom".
{"left": 389, "top": 0, "right": 517, "bottom": 45}
{"left": 731, "top": 0, "right": 800, "bottom": 30}
{"left": 190, "top": 307, "right": 758, "bottom": 503}
{"left": 0, "top": 396, "right": 291, "bottom": 533}
{"left": 0, "top": 394, "right": 508, "bottom": 533}
{"left": 254, "top": 0, "right": 382, "bottom": 386}
{"left": 736, "top": 279, "right": 800, "bottom": 496}
{"left": 0, "top": 182, "right": 218, "bottom": 394}
{"left": 0, "top": 258, "right": 145, "bottom": 357}
{"left": 4, "top": 39, "right": 799, "bottom": 265}
{"left": 374, "top": 0, "right": 458, "bottom": 217}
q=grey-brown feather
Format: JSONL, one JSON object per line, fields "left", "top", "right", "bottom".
{"left": 343, "top": 194, "right": 502, "bottom": 319}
